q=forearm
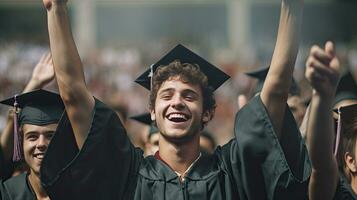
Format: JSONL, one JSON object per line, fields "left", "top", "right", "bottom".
{"left": 0, "top": 111, "right": 14, "bottom": 162}
{"left": 261, "top": 1, "right": 304, "bottom": 138}
{"left": 46, "top": 2, "right": 94, "bottom": 149}
{"left": 307, "top": 93, "right": 336, "bottom": 168}
{"left": 307, "top": 92, "right": 338, "bottom": 199}
{"left": 267, "top": 1, "right": 303, "bottom": 95}
{"left": 47, "top": 3, "right": 87, "bottom": 101}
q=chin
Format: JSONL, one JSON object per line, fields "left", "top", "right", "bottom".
{"left": 163, "top": 131, "right": 196, "bottom": 143}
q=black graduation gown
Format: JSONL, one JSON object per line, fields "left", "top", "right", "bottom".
{"left": 334, "top": 174, "right": 357, "bottom": 200}
{"left": 0, "top": 173, "right": 36, "bottom": 200}
{"left": 40, "top": 95, "right": 311, "bottom": 200}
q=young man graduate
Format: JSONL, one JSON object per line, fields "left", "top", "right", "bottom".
{"left": 40, "top": 0, "right": 310, "bottom": 199}
{"left": 0, "top": 89, "right": 64, "bottom": 200}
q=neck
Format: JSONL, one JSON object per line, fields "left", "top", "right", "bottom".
{"left": 158, "top": 134, "right": 200, "bottom": 175}
{"left": 352, "top": 176, "right": 357, "bottom": 194}
{"left": 28, "top": 171, "right": 49, "bottom": 199}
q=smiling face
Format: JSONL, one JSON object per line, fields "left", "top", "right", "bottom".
{"left": 151, "top": 77, "right": 211, "bottom": 143}
{"left": 22, "top": 123, "right": 57, "bottom": 175}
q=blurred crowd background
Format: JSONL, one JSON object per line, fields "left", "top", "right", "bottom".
{"left": 1, "top": 0, "right": 357, "bottom": 147}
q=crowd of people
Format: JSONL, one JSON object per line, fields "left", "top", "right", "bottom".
{"left": 0, "top": 0, "right": 357, "bottom": 199}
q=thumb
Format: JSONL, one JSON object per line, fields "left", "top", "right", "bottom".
{"left": 325, "top": 41, "right": 335, "bottom": 58}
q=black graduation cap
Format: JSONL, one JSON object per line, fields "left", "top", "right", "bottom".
{"left": 130, "top": 113, "right": 159, "bottom": 138}
{"left": 246, "top": 66, "right": 300, "bottom": 96}
{"left": 0, "top": 89, "right": 64, "bottom": 162}
{"left": 334, "top": 71, "right": 357, "bottom": 106}
{"left": 135, "top": 44, "right": 230, "bottom": 91}
{"left": 333, "top": 104, "right": 357, "bottom": 156}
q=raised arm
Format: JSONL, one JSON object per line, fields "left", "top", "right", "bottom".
{"left": 260, "top": 0, "right": 303, "bottom": 138}
{"left": 1, "top": 53, "right": 54, "bottom": 163}
{"left": 43, "top": 0, "right": 94, "bottom": 149}
{"left": 305, "top": 41, "right": 340, "bottom": 200}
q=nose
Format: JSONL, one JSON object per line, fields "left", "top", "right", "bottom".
{"left": 171, "top": 94, "right": 185, "bottom": 110}
{"left": 36, "top": 135, "right": 48, "bottom": 151}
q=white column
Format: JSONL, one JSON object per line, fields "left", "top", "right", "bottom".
{"left": 73, "top": 0, "right": 96, "bottom": 57}
{"left": 227, "top": 0, "right": 254, "bottom": 64}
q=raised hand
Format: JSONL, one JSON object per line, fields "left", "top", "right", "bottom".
{"left": 31, "top": 52, "right": 55, "bottom": 86}
{"left": 23, "top": 52, "right": 55, "bottom": 93}
{"left": 305, "top": 41, "right": 340, "bottom": 98}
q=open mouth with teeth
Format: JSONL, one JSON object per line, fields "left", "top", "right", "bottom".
{"left": 33, "top": 153, "right": 45, "bottom": 159}
{"left": 166, "top": 113, "right": 190, "bottom": 123}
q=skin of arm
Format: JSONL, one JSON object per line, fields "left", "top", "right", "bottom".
{"left": 305, "top": 41, "right": 340, "bottom": 200}
{"left": 43, "top": 0, "right": 95, "bottom": 149}
{"left": 260, "top": 0, "right": 304, "bottom": 139}
{"left": 0, "top": 53, "right": 54, "bottom": 162}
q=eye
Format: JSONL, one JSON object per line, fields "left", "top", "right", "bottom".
{"left": 26, "top": 134, "right": 38, "bottom": 141}
{"left": 184, "top": 94, "right": 195, "bottom": 101}
{"left": 183, "top": 92, "right": 198, "bottom": 101}
{"left": 46, "top": 133, "right": 54, "bottom": 140}
{"left": 160, "top": 92, "right": 172, "bottom": 100}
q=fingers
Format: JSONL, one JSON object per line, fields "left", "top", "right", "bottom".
{"left": 306, "top": 56, "right": 335, "bottom": 78}
{"left": 310, "top": 45, "right": 332, "bottom": 66}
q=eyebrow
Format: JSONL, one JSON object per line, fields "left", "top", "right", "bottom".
{"left": 24, "top": 130, "right": 56, "bottom": 136}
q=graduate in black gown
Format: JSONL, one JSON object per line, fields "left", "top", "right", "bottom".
{"left": 0, "top": 90, "right": 64, "bottom": 200}
{"left": 334, "top": 104, "right": 357, "bottom": 200}
{"left": 40, "top": 0, "right": 310, "bottom": 199}
{"left": 0, "top": 52, "right": 55, "bottom": 179}
{"left": 304, "top": 41, "right": 357, "bottom": 200}
{"left": 304, "top": 41, "right": 341, "bottom": 199}
{"left": 333, "top": 71, "right": 357, "bottom": 199}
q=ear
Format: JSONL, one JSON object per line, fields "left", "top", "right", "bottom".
{"left": 150, "top": 109, "right": 156, "bottom": 121}
{"left": 345, "top": 152, "right": 357, "bottom": 173}
{"left": 202, "top": 110, "right": 213, "bottom": 124}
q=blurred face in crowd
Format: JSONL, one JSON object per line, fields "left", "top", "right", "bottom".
{"left": 145, "top": 133, "right": 160, "bottom": 156}
{"left": 151, "top": 77, "right": 211, "bottom": 144}
{"left": 287, "top": 96, "right": 306, "bottom": 126}
{"left": 22, "top": 123, "right": 57, "bottom": 175}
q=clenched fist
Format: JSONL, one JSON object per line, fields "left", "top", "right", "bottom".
{"left": 305, "top": 41, "right": 340, "bottom": 97}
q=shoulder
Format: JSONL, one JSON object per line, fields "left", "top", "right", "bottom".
{"left": 334, "top": 174, "right": 357, "bottom": 200}
{"left": 1, "top": 173, "right": 35, "bottom": 199}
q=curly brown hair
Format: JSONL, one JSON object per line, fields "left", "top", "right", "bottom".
{"left": 149, "top": 60, "right": 216, "bottom": 121}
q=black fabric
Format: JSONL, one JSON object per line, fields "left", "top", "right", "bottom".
{"left": 334, "top": 174, "right": 357, "bottom": 200}
{"left": 41, "top": 96, "right": 310, "bottom": 200}
{"left": 0, "top": 173, "right": 36, "bottom": 200}
{"left": 0, "top": 148, "right": 14, "bottom": 180}
{"left": 134, "top": 44, "right": 230, "bottom": 91}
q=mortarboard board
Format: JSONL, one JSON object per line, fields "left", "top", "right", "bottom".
{"left": 130, "top": 113, "right": 159, "bottom": 138}
{"left": 333, "top": 103, "right": 357, "bottom": 156}
{"left": 334, "top": 71, "right": 357, "bottom": 106}
{"left": 245, "top": 66, "right": 300, "bottom": 96}
{"left": 0, "top": 89, "right": 64, "bottom": 162}
{"left": 135, "top": 44, "right": 230, "bottom": 91}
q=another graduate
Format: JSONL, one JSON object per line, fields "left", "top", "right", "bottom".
{"left": 0, "top": 53, "right": 54, "bottom": 179}
{"left": 40, "top": 0, "right": 310, "bottom": 199}
{"left": 333, "top": 71, "right": 357, "bottom": 199}
{"left": 0, "top": 90, "right": 64, "bottom": 200}
{"left": 304, "top": 41, "right": 341, "bottom": 200}
{"left": 130, "top": 113, "right": 160, "bottom": 156}
{"left": 245, "top": 66, "right": 306, "bottom": 126}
